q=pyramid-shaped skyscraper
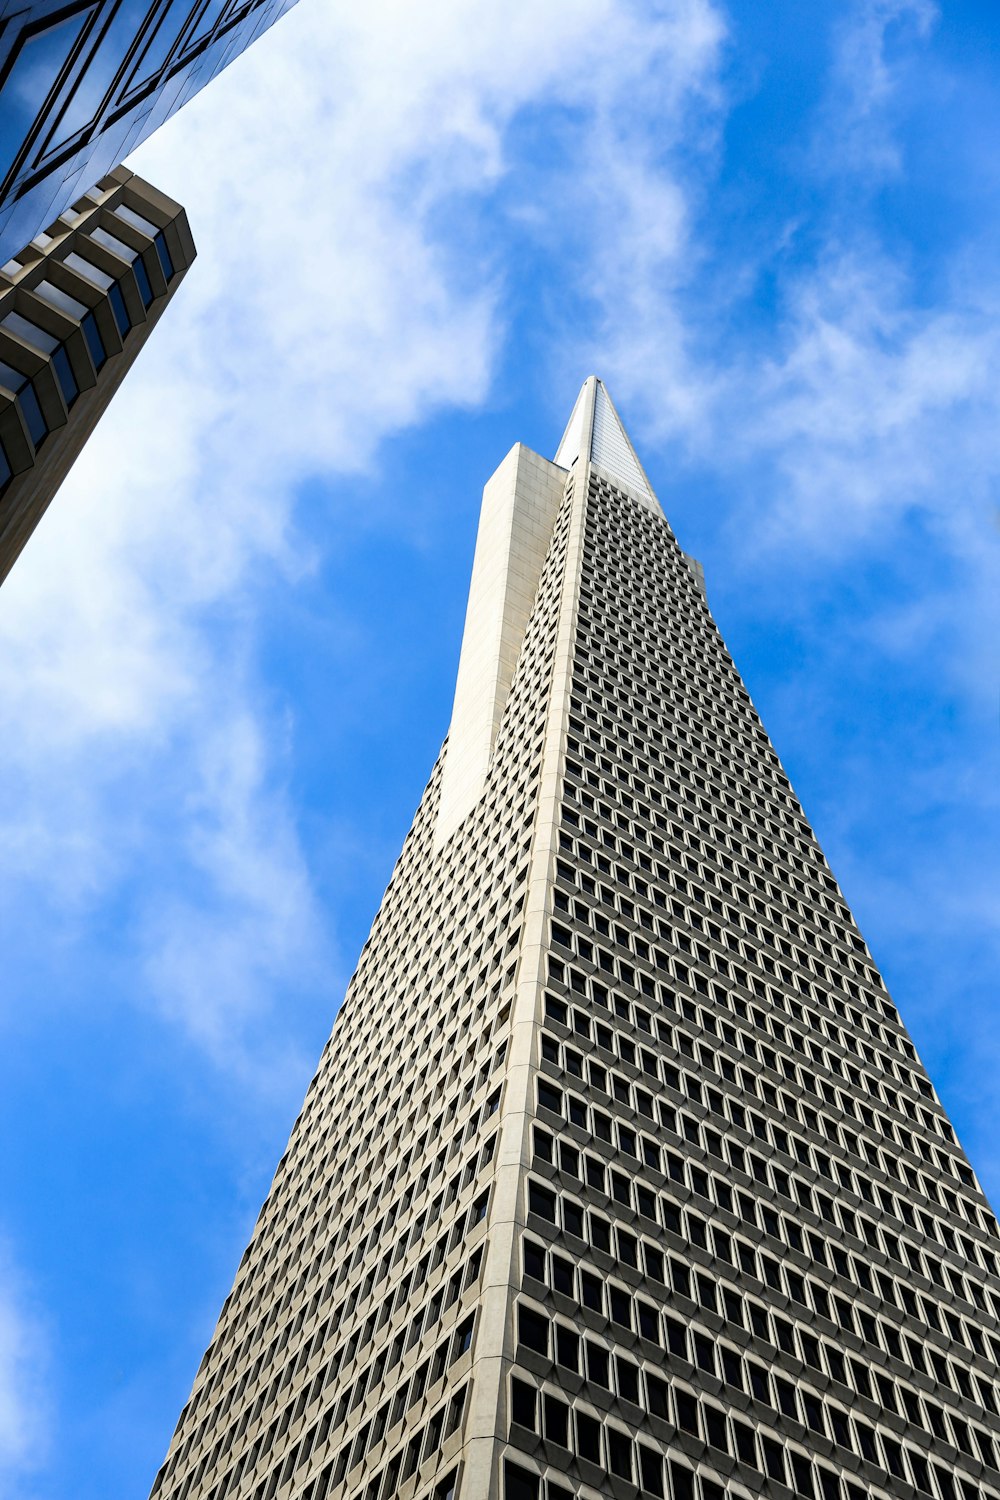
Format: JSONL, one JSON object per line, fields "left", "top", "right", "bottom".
{"left": 151, "top": 378, "right": 1000, "bottom": 1500}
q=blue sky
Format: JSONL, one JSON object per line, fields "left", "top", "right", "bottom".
{"left": 0, "top": 0, "right": 998, "bottom": 1494}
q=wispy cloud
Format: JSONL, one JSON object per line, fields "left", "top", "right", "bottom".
{"left": 0, "top": 1241, "right": 48, "bottom": 1487}
{"left": 817, "top": 0, "right": 938, "bottom": 178}
{"left": 0, "top": 0, "right": 731, "bottom": 1081}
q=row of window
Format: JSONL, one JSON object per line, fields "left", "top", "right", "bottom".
{"left": 181, "top": 1173, "right": 489, "bottom": 1470}
{"left": 525, "top": 1178, "right": 1000, "bottom": 1419}
{"left": 550, "top": 903, "right": 927, "bottom": 1113}
{"left": 240, "top": 1384, "right": 464, "bottom": 1500}
{"left": 537, "top": 1013, "right": 989, "bottom": 1256}
{"left": 514, "top": 1306, "right": 993, "bottom": 1497}
{"left": 534, "top": 1068, "right": 997, "bottom": 1313}
{"left": 524, "top": 1227, "right": 996, "bottom": 1455}
{"left": 1, "top": 212, "right": 175, "bottom": 490}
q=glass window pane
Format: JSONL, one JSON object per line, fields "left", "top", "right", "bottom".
{"left": 52, "top": 345, "right": 79, "bottom": 406}
{"left": 88, "top": 225, "right": 138, "bottom": 261}
{"left": 108, "top": 282, "right": 131, "bottom": 337}
{"left": 0, "top": 11, "right": 89, "bottom": 180}
{"left": 32, "top": 280, "right": 88, "bottom": 319}
{"left": 133, "top": 256, "right": 154, "bottom": 308}
{"left": 153, "top": 231, "right": 175, "bottom": 280}
{"left": 0, "top": 359, "right": 28, "bottom": 394}
{"left": 81, "top": 311, "right": 106, "bottom": 371}
{"left": 113, "top": 204, "right": 159, "bottom": 238}
{"left": 18, "top": 382, "right": 48, "bottom": 447}
{"left": 42, "top": 0, "right": 148, "bottom": 149}
{"left": 1, "top": 310, "right": 59, "bottom": 354}
{"left": 63, "top": 251, "right": 114, "bottom": 291}
{"left": 0, "top": 438, "right": 12, "bottom": 491}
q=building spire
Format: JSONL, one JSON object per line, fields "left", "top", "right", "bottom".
{"left": 553, "top": 375, "right": 659, "bottom": 509}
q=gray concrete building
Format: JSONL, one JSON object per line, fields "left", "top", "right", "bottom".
{"left": 150, "top": 378, "right": 1000, "bottom": 1500}
{"left": 0, "top": 164, "right": 194, "bottom": 583}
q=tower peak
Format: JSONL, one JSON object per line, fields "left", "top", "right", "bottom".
{"left": 553, "top": 375, "right": 659, "bottom": 509}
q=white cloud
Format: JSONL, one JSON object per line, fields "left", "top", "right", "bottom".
{"left": 0, "top": 1242, "right": 48, "bottom": 1483}
{"left": 0, "top": 0, "right": 729, "bottom": 1069}
{"left": 818, "top": 0, "right": 938, "bottom": 177}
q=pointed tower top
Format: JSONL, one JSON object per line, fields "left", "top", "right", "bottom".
{"left": 553, "top": 375, "right": 658, "bottom": 509}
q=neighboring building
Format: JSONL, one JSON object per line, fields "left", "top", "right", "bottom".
{"left": 151, "top": 379, "right": 1000, "bottom": 1500}
{"left": 0, "top": 164, "right": 193, "bottom": 583}
{"left": 0, "top": 0, "right": 296, "bottom": 263}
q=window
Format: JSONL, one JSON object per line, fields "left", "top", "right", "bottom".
{"left": 81, "top": 312, "right": 106, "bottom": 372}
{"left": 543, "top": 1392, "right": 569, "bottom": 1448}
{"left": 51, "top": 345, "right": 78, "bottom": 406}
{"left": 504, "top": 1462, "right": 539, "bottom": 1500}
{"left": 516, "top": 1305, "right": 548, "bottom": 1356}
{"left": 64, "top": 252, "right": 114, "bottom": 291}
{"left": 0, "top": 361, "right": 48, "bottom": 449}
{"left": 1, "top": 311, "right": 58, "bottom": 353}
{"left": 527, "top": 1182, "right": 555, "bottom": 1223}
{"left": 555, "top": 1324, "right": 579, "bottom": 1372}
{"left": 510, "top": 1377, "right": 536, "bottom": 1430}
{"left": 133, "top": 256, "right": 155, "bottom": 309}
{"left": 576, "top": 1411, "right": 601, "bottom": 1465}
{"left": 108, "top": 282, "right": 131, "bottom": 338}
{"left": 607, "top": 1426, "right": 633, "bottom": 1480}
{"left": 153, "top": 231, "right": 175, "bottom": 281}
{"left": 523, "top": 1240, "right": 546, "bottom": 1283}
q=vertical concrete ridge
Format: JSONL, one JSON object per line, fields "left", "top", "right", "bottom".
{"left": 458, "top": 466, "right": 589, "bottom": 1500}
{"left": 435, "top": 443, "right": 566, "bottom": 849}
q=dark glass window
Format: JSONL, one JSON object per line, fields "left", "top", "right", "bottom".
{"left": 543, "top": 1393, "right": 569, "bottom": 1448}
{"left": 607, "top": 1427, "right": 632, "bottom": 1480}
{"left": 522, "top": 1240, "right": 546, "bottom": 1283}
{"left": 0, "top": 437, "right": 12, "bottom": 492}
{"left": 52, "top": 345, "right": 78, "bottom": 406}
{"left": 555, "top": 1324, "right": 579, "bottom": 1372}
{"left": 108, "top": 281, "right": 131, "bottom": 338}
{"left": 18, "top": 382, "right": 48, "bottom": 448}
{"left": 527, "top": 1183, "right": 555, "bottom": 1223}
{"left": 563, "top": 1199, "right": 584, "bottom": 1239}
{"left": 133, "top": 256, "right": 155, "bottom": 309}
{"left": 576, "top": 1411, "right": 601, "bottom": 1466}
{"left": 639, "top": 1446, "right": 664, "bottom": 1498}
{"left": 153, "top": 231, "right": 175, "bottom": 281}
{"left": 504, "top": 1461, "right": 539, "bottom": 1500}
{"left": 551, "top": 1254, "right": 573, "bottom": 1296}
{"left": 82, "top": 312, "right": 106, "bottom": 371}
{"left": 516, "top": 1305, "right": 548, "bottom": 1356}
{"left": 510, "top": 1378, "right": 536, "bottom": 1430}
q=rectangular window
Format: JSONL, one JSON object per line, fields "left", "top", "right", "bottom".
{"left": 113, "top": 205, "right": 160, "bottom": 238}
{"left": 516, "top": 1304, "right": 548, "bottom": 1356}
{"left": 510, "top": 1378, "right": 537, "bottom": 1431}
{"left": 504, "top": 1461, "right": 539, "bottom": 1500}
{"left": 1, "top": 311, "right": 58, "bottom": 353}
{"left": 17, "top": 382, "right": 48, "bottom": 448}
{"left": 543, "top": 1393, "right": 569, "bottom": 1448}
{"left": 81, "top": 312, "right": 106, "bottom": 372}
{"left": 133, "top": 256, "right": 155, "bottom": 309}
{"left": 89, "top": 226, "right": 138, "bottom": 262}
{"left": 51, "top": 345, "right": 78, "bottom": 406}
{"left": 64, "top": 252, "right": 114, "bottom": 291}
{"left": 108, "top": 282, "right": 131, "bottom": 338}
{"left": 575, "top": 1411, "right": 601, "bottom": 1466}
